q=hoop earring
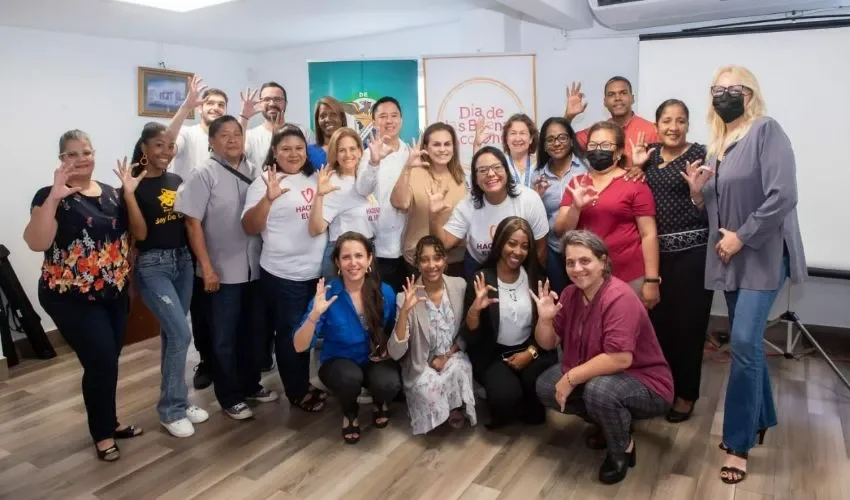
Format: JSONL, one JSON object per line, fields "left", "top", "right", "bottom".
{"left": 140, "top": 153, "right": 149, "bottom": 166}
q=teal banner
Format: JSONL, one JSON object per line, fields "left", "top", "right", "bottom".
{"left": 308, "top": 59, "right": 419, "bottom": 144}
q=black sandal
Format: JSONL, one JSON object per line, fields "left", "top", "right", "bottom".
{"left": 720, "top": 449, "right": 748, "bottom": 484}
{"left": 309, "top": 386, "right": 328, "bottom": 402}
{"left": 114, "top": 425, "right": 144, "bottom": 439}
{"left": 290, "top": 391, "right": 325, "bottom": 413}
{"left": 96, "top": 442, "right": 120, "bottom": 462}
{"left": 342, "top": 414, "right": 360, "bottom": 444}
{"left": 373, "top": 405, "right": 390, "bottom": 429}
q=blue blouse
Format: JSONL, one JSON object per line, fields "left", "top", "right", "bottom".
{"left": 297, "top": 278, "right": 397, "bottom": 365}
{"left": 307, "top": 144, "right": 327, "bottom": 169}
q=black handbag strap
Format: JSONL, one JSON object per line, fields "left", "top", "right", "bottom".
{"left": 211, "top": 157, "right": 252, "bottom": 184}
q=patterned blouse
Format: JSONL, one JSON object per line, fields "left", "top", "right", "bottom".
{"left": 31, "top": 182, "right": 131, "bottom": 301}
{"left": 643, "top": 143, "right": 709, "bottom": 253}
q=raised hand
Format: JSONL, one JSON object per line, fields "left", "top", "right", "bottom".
{"left": 473, "top": 116, "right": 497, "bottom": 149}
{"left": 48, "top": 158, "right": 83, "bottom": 202}
{"left": 368, "top": 129, "right": 394, "bottom": 165}
{"left": 529, "top": 279, "right": 562, "bottom": 321}
{"left": 471, "top": 272, "right": 498, "bottom": 312}
{"left": 629, "top": 131, "right": 656, "bottom": 167}
{"left": 239, "top": 87, "right": 261, "bottom": 119}
{"left": 425, "top": 179, "right": 449, "bottom": 214}
{"left": 310, "top": 278, "right": 339, "bottom": 316}
{"left": 113, "top": 156, "right": 147, "bottom": 194}
{"left": 566, "top": 179, "right": 599, "bottom": 209}
{"left": 183, "top": 75, "right": 208, "bottom": 109}
{"left": 565, "top": 81, "right": 588, "bottom": 120}
{"left": 680, "top": 159, "right": 715, "bottom": 195}
{"left": 316, "top": 167, "right": 340, "bottom": 197}
{"left": 405, "top": 137, "right": 429, "bottom": 169}
{"left": 400, "top": 275, "right": 426, "bottom": 313}
{"left": 262, "top": 163, "right": 289, "bottom": 202}
{"left": 532, "top": 175, "right": 550, "bottom": 196}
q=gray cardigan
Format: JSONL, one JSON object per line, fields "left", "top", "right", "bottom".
{"left": 387, "top": 275, "right": 467, "bottom": 387}
{"left": 703, "top": 116, "right": 807, "bottom": 291}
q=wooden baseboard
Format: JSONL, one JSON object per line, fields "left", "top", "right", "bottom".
{"left": 0, "top": 356, "right": 9, "bottom": 381}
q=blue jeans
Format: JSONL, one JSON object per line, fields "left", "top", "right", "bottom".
{"left": 546, "top": 249, "right": 570, "bottom": 295}
{"left": 261, "top": 269, "right": 316, "bottom": 402}
{"left": 207, "top": 280, "right": 264, "bottom": 409}
{"left": 722, "top": 252, "right": 788, "bottom": 453}
{"left": 135, "top": 248, "right": 194, "bottom": 423}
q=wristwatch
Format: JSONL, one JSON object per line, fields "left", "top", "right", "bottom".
{"left": 644, "top": 277, "right": 662, "bottom": 284}
{"left": 526, "top": 345, "right": 539, "bottom": 359}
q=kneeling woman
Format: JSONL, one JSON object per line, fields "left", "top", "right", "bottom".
{"left": 533, "top": 230, "right": 673, "bottom": 485}
{"left": 462, "top": 216, "right": 557, "bottom": 429}
{"left": 293, "top": 232, "right": 401, "bottom": 444}
{"left": 389, "top": 236, "right": 477, "bottom": 435}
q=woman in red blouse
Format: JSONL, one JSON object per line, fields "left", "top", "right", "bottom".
{"left": 532, "top": 230, "right": 672, "bottom": 485}
{"left": 554, "top": 122, "right": 660, "bottom": 308}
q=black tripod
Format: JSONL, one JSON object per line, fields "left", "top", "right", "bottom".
{"left": 764, "top": 284, "right": 850, "bottom": 391}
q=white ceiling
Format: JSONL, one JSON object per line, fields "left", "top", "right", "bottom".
{"left": 0, "top": 0, "right": 496, "bottom": 51}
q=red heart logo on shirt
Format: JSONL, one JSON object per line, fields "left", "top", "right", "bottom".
{"left": 301, "top": 188, "right": 314, "bottom": 204}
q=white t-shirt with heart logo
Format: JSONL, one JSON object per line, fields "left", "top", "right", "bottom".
{"left": 321, "top": 174, "right": 378, "bottom": 243}
{"left": 242, "top": 170, "right": 326, "bottom": 281}
{"left": 443, "top": 185, "right": 549, "bottom": 264}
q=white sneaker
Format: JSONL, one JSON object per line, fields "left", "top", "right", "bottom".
{"left": 225, "top": 402, "right": 254, "bottom": 420}
{"left": 186, "top": 405, "right": 209, "bottom": 424}
{"left": 161, "top": 418, "right": 195, "bottom": 438}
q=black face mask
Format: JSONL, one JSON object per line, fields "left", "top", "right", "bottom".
{"left": 712, "top": 93, "right": 746, "bottom": 123}
{"left": 586, "top": 150, "right": 616, "bottom": 171}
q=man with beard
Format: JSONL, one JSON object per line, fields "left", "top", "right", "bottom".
{"left": 242, "top": 81, "right": 312, "bottom": 170}
{"left": 563, "top": 77, "right": 658, "bottom": 169}
{"left": 165, "top": 75, "right": 228, "bottom": 390}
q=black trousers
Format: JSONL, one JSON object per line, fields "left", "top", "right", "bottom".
{"left": 475, "top": 341, "right": 558, "bottom": 426}
{"left": 649, "top": 246, "right": 714, "bottom": 402}
{"left": 39, "top": 290, "right": 129, "bottom": 442}
{"left": 319, "top": 358, "right": 401, "bottom": 416}
{"left": 190, "top": 275, "right": 211, "bottom": 365}
{"left": 376, "top": 257, "right": 404, "bottom": 294}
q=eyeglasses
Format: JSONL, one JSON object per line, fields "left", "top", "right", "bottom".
{"left": 475, "top": 163, "right": 505, "bottom": 175}
{"left": 60, "top": 150, "right": 95, "bottom": 160}
{"left": 544, "top": 134, "right": 570, "bottom": 146}
{"left": 710, "top": 85, "right": 751, "bottom": 98}
{"left": 586, "top": 142, "right": 617, "bottom": 152}
{"left": 261, "top": 97, "right": 286, "bottom": 104}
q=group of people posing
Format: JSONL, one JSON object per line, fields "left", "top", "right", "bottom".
{"left": 24, "top": 64, "right": 806, "bottom": 487}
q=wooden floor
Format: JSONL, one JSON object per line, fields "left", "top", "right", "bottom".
{"left": 1, "top": 338, "right": 849, "bottom": 500}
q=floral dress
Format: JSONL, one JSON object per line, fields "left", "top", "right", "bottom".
{"left": 404, "top": 293, "right": 477, "bottom": 435}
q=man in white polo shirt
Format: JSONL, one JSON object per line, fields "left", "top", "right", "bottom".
{"left": 242, "top": 82, "right": 312, "bottom": 169}
{"left": 355, "top": 96, "right": 410, "bottom": 293}
{"left": 165, "top": 76, "right": 228, "bottom": 390}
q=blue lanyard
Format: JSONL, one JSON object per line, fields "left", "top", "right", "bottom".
{"left": 507, "top": 155, "right": 532, "bottom": 188}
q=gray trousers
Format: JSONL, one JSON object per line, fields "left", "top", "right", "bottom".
{"left": 536, "top": 365, "right": 669, "bottom": 459}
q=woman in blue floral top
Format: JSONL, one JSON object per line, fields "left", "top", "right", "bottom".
{"left": 23, "top": 130, "right": 143, "bottom": 462}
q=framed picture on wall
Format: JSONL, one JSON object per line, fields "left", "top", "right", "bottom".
{"left": 137, "top": 66, "right": 194, "bottom": 118}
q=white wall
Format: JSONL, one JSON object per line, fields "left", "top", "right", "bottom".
{"left": 0, "top": 26, "right": 260, "bottom": 331}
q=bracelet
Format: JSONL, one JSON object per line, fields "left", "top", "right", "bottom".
{"left": 566, "top": 370, "right": 575, "bottom": 387}
{"left": 690, "top": 196, "right": 703, "bottom": 207}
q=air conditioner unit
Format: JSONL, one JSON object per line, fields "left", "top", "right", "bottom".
{"left": 589, "top": 0, "right": 843, "bottom": 31}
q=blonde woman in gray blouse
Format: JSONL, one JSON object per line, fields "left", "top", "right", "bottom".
{"left": 687, "top": 65, "right": 806, "bottom": 485}
{"left": 388, "top": 236, "right": 477, "bottom": 434}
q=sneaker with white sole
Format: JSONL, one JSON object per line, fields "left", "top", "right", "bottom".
{"left": 161, "top": 418, "right": 195, "bottom": 438}
{"left": 186, "top": 405, "right": 209, "bottom": 424}
{"left": 224, "top": 402, "right": 253, "bottom": 420}
{"left": 247, "top": 388, "right": 279, "bottom": 403}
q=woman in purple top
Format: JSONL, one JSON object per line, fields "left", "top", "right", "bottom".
{"left": 533, "top": 230, "right": 672, "bottom": 485}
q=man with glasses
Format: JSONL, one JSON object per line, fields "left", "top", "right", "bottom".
{"left": 243, "top": 82, "right": 312, "bottom": 170}
{"left": 563, "top": 77, "right": 659, "bottom": 170}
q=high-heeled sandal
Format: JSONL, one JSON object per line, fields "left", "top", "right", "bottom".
{"left": 114, "top": 425, "right": 144, "bottom": 439}
{"left": 719, "top": 449, "right": 748, "bottom": 484}
{"left": 341, "top": 414, "right": 360, "bottom": 445}
{"left": 96, "top": 442, "right": 120, "bottom": 462}
{"left": 373, "top": 405, "right": 390, "bottom": 429}
{"left": 718, "top": 428, "right": 767, "bottom": 452}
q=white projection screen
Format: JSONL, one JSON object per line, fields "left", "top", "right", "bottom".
{"left": 638, "top": 23, "right": 850, "bottom": 274}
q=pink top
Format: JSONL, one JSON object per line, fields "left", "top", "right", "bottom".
{"left": 553, "top": 277, "right": 673, "bottom": 404}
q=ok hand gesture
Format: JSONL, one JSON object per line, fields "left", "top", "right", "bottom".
{"left": 48, "top": 157, "right": 83, "bottom": 202}
{"left": 471, "top": 272, "right": 498, "bottom": 312}
{"left": 680, "top": 159, "right": 715, "bottom": 196}
{"left": 400, "top": 275, "right": 426, "bottom": 313}
{"left": 564, "top": 81, "right": 588, "bottom": 121}
{"left": 565, "top": 179, "right": 599, "bottom": 210}
{"left": 113, "top": 156, "right": 147, "bottom": 194}
{"left": 529, "top": 279, "right": 562, "bottom": 322}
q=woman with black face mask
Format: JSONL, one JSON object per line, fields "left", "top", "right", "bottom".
{"left": 689, "top": 65, "right": 806, "bottom": 486}
{"left": 554, "top": 122, "right": 661, "bottom": 310}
